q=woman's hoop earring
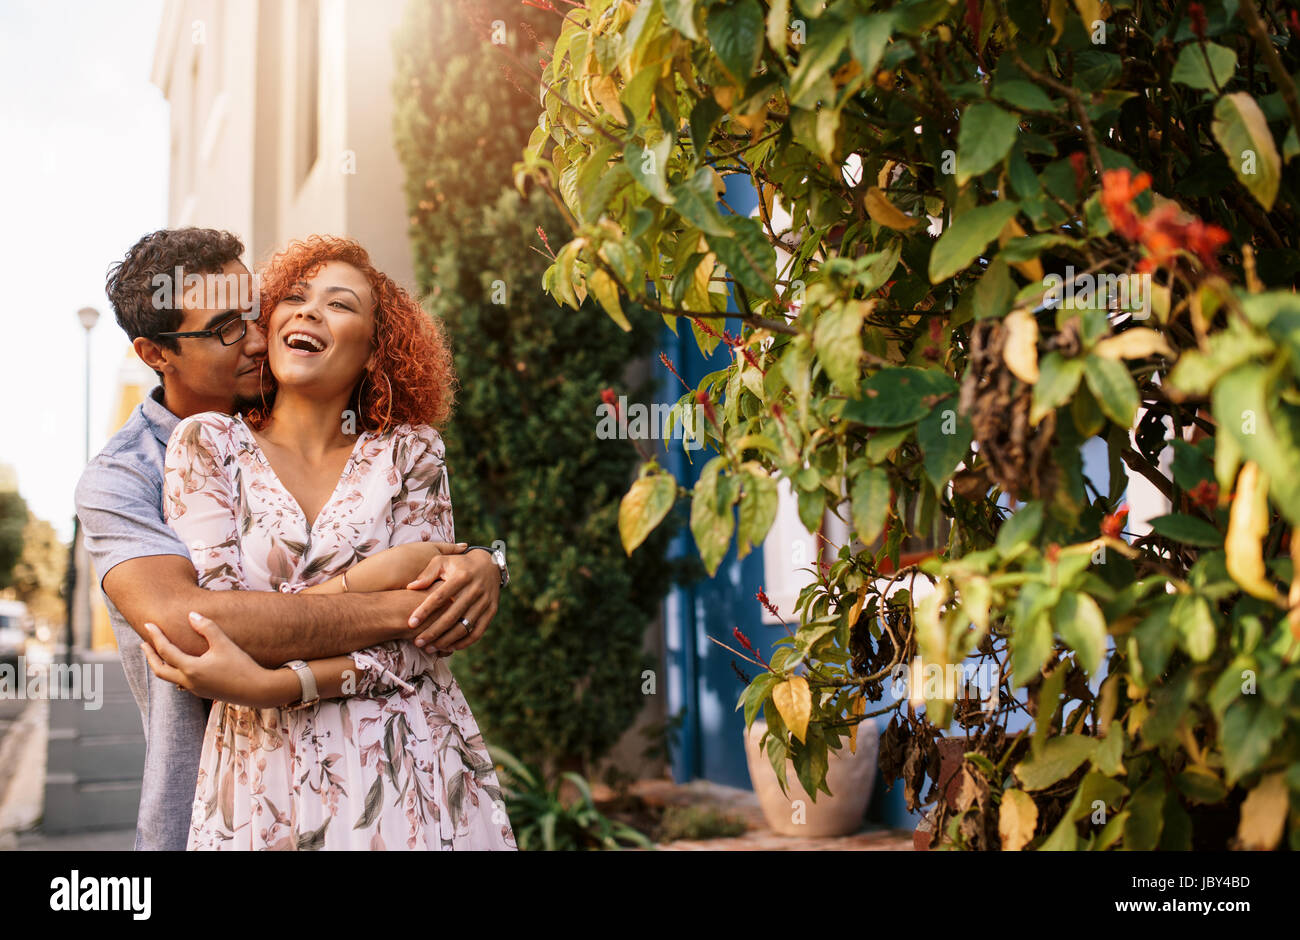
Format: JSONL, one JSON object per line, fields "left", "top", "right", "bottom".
{"left": 259, "top": 359, "right": 270, "bottom": 414}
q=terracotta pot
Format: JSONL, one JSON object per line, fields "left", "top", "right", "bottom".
{"left": 743, "top": 718, "right": 880, "bottom": 837}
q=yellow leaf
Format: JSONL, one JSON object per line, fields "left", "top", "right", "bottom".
{"left": 1003, "top": 309, "right": 1040, "bottom": 384}
{"left": 848, "top": 695, "right": 865, "bottom": 755}
{"left": 1093, "top": 328, "right": 1174, "bottom": 361}
{"left": 588, "top": 74, "right": 625, "bottom": 124}
{"left": 877, "top": 160, "right": 896, "bottom": 189}
{"left": 1236, "top": 772, "right": 1288, "bottom": 850}
{"left": 998, "top": 218, "right": 1044, "bottom": 282}
{"left": 588, "top": 268, "right": 631, "bottom": 331}
{"left": 772, "top": 675, "right": 812, "bottom": 743}
{"left": 1048, "top": 0, "right": 1068, "bottom": 43}
{"left": 864, "top": 186, "right": 919, "bottom": 230}
{"left": 1225, "top": 462, "right": 1284, "bottom": 604}
{"left": 999, "top": 789, "right": 1039, "bottom": 851}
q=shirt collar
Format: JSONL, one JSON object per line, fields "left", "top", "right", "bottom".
{"left": 141, "top": 385, "right": 181, "bottom": 446}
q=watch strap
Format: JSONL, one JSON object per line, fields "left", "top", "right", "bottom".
{"left": 283, "top": 660, "right": 319, "bottom": 709}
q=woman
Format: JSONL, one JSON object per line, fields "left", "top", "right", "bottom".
{"left": 143, "top": 235, "right": 516, "bottom": 850}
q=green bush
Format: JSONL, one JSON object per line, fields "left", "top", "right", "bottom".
{"left": 520, "top": 0, "right": 1300, "bottom": 850}
{"left": 392, "top": 0, "right": 682, "bottom": 774}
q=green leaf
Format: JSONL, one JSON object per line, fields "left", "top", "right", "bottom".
{"left": 1122, "top": 777, "right": 1166, "bottom": 850}
{"left": 709, "top": 214, "right": 777, "bottom": 298}
{"left": 691, "top": 463, "right": 736, "bottom": 576}
{"left": 1147, "top": 513, "right": 1222, "bottom": 548}
{"left": 1084, "top": 355, "right": 1138, "bottom": 428}
{"left": 1031, "top": 352, "right": 1085, "bottom": 425}
{"left": 848, "top": 13, "right": 894, "bottom": 77}
{"left": 1012, "top": 611, "right": 1053, "bottom": 688}
{"left": 928, "top": 201, "right": 1021, "bottom": 283}
{"left": 626, "top": 134, "right": 674, "bottom": 203}
{"left": 956, "top": 102, "right": 1021, "bottom": 185}
{"left": 619, "top": 473, "right": 677, "bottom": 555}
{"left": 916, "top": 403, "right": 973, "bottom": 491}
{"left": 1054, "top": 592, "right": 1108, "bottom": 675}
{"left": 850, "top": 465, "right": 891, "bottom": 545}
{"left": 996, "top": 500, "right": 1044, "bottom": 555}
{"left": 1212, "top": 92, "right": 1282, "bottom": 211}
{"left": 707, "top": 0, "right": 765, "bottom": 84}
{"left": 1171, "top": 593, "right": 1215, "bottom": 662}
{"left": 671, "top": 168, "right": 729, "bottom": 236}
{"left": 1170, "top": 42, "right": 1237, "bottom": 92}
{"left": 1220, "top": 698, "right": 1285, "bottom": 786}
{"left": 787, "top": 18, "right": 849, "bottom": 108}
{"left": 1014, "top": 735, "right": 1097, "bottom": 790}
{"left": 994, "top": 79, "right": 1055, "bottom": 112}
{"left": 812, "top": 302, "right": 865, "bottom": 397}
{"left": 737, "top": 465, "right": 778, "bottom": 558}
{"left": 660, "top": 0, "right": 700, "bottom": 40}
{"left": 841, "top": 367, "right": 958, "bottom": 427}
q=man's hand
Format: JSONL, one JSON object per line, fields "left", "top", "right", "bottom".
{"left": 140, "top": 611, "right": 285, "bottom": 708}
{"left": 404, "top": 548, "right": 501, "bottom": 652}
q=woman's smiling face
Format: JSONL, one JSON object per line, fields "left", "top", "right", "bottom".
{"left": 267, "top": 260, "right": 376, "bottom": 395}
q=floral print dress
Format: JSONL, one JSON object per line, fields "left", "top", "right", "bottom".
{"left": 162, "top": 411, "right": 516, "bottom": 851}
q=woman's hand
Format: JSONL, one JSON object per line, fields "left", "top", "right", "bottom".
{"left": 140, "top": 611, "right": 290, "bottom": 708}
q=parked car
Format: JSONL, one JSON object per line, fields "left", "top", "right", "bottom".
{"left": 0, "top": 599, "right": 30, "bottom": 670}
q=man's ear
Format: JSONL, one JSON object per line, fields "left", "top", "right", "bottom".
{"left": 132, "top": 336, "right": 173, "bottom": 376}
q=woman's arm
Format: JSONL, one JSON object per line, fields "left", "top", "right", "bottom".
{"left": 141, "top": 614, "right": 414, "bottom": 708}
{"left": 299, "top": 540, "right": 466, "bottom": 595}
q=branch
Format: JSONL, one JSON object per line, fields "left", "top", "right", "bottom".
{"left": 1238, "top": 0, "right": 1300, "bottom": 136}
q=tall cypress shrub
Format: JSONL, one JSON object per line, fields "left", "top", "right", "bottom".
{"left": 392, "top": 0, "right": 679, "bottom": 773}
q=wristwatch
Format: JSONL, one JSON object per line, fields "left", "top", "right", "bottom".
{"left": 283, "top": 660, "right": 320, "bottom": 710}
{"left": 465, "top": 544, "right": 509, "bottom": 587}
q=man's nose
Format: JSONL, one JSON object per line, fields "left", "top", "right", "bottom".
{"left": 243, "top": 319, "right": 268, "bottom": 357}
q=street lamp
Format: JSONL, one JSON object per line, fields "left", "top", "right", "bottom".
{"left": 67, "top": 306, "right": 99, "bottom": 668}
{"left": 77, "top": 306, "right": 100, "bottom": 464}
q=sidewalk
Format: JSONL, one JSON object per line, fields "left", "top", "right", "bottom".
{"left": 0, "top": 697, "right": 136, "bottom": 851}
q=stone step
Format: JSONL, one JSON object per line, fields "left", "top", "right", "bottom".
{"left": 42, "top": 774, "right": 140, "bottom": 834}
{"left": 45, "top": 728, "right": 144, "bottom": 782}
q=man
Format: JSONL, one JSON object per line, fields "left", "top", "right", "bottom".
{"left": 74, "top": 228, "right": 504, "bottom": 851}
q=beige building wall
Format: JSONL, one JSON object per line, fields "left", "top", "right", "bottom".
{"left": 152, "top": 0, "right": 414, "bottom": 288}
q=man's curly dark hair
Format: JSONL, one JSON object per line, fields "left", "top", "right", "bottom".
{"left": 105, "top": 228, "right": 245, "bottom": 358}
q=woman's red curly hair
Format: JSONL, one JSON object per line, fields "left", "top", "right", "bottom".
{"left": 245, "top": 235, "right": 456, "bottom": 433}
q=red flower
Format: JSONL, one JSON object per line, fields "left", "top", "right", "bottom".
{"left": 1102, "top": 168, "right": 1228, "bottom": 272}
{"left": 1069, "top": 151, "right": 1089, "bottom": 192}
{"left": 1189, "top": 479, "right": 1220, "bottom": 511}
{"left": 1046, "top": 543, "right": 1061, "bottom": 562}
{"left": 1101, "top": 169, "right": 1150, "bottom": 241}
{"left": 600, "top": 387, "right": 618, "bottom": 417}
{"left": 733, "top": 626, "right": 754, "bottom": 653}
{"left": 756, "top": 586, "right": 779, "bottom": 619}
{"left": 1101, "top": 503, "right": 1130, "bottom": 540}
{"left": 1189, "top": 3, "right": 1208, "bottom": 41}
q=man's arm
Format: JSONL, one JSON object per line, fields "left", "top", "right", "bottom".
{"left": 104, "top": 554, "right": 436, "bottom": 666}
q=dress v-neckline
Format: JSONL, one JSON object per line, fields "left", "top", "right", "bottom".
{"left": 235, "top": 414, "right": 371, "bottom": 533}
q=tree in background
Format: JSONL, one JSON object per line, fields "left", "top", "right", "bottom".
{"left": 12, "top": 513, "right": 67, "bottom": 624}
{"left": 392, "top": 0, "right": 683, "bottom": 776}
{"left": 0, "top": 488, "right": 28, "bottom": 591}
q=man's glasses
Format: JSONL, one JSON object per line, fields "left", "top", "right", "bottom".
{"left": 156, "top": 313, "right": 250, "bottom": 347}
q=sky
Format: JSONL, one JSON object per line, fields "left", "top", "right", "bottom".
{"left": 0, "top": 0, "right": 168, "bottom": 540}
